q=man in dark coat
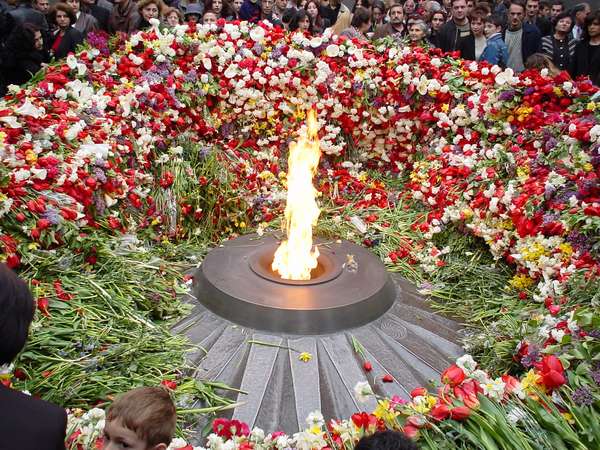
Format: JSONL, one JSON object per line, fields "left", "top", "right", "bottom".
{"left": 437, "top": 0, "right": 475, "bottom": 58}
{"left": 0, "top": 263, "right": 67, "bottom": 450}
{"left": 503, "top": 0, "right": 541, "bottom": 71}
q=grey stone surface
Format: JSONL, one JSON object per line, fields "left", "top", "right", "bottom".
{"left": 173, "top": 272, "right": 464, "bottom": 436}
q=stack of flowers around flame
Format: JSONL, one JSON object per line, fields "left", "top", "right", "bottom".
{"left": 0, "top": 19, "right": 599, "bottom": 449}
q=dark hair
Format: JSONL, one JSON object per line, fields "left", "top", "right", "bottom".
{"left": 450, "top": 0, "right": 467, "bottom": 6}
{"left": 429, "top": 9, "right": 447, "bottom": 21}
{"left": 540, "top": 0, "right": 550, "bottom": 9}
{"left": 48, "top": 2, "right": 77, "bottom": 25}
{"left": 205, "top": 0, "right": 232, "bottom": 17}
{"left": 485, "top": 12, "right": 505, "bottom": 27}
{"left": 371, "top": 0, "right": 385, "bottom": 12}
{"left": 0, "top": 264, "right": 35, "bottom": 365}
{"left": 473, "top": 2, "right": 491, "bottom": 15}
{"left": 469, "top": 9, "right": 486, "bottom": 21}
{"left": 282, "top": 7, "right": 297, "bottom": 24}
{"left": 570, "top": 2, "right": 587, "bottom": 15}
{"left": 351, "top": 6, "right": 371, "bottom": 27}
{"left": 552, "top": 10, "right": 572, "bottom": 28}
{"left": 509, "top": 0, "right": 526, "bottom": 10}
{"left": 550, "top": 0, "right": 563, "bottom": 8}
{"left": 107, "top": 386, "right": 176, "bottom": 446}
{"left": 289, "top": 8, "right": 312, "bottom": 31}
{"left": 581, "top": 10, "right": 600, "bottom": 41}
{"left": 355, "top": 431, "right": 419, "bottom": 450}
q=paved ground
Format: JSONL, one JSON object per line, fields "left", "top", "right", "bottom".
{"left": 172, "top": 271, "right": 464, "bottom": 438}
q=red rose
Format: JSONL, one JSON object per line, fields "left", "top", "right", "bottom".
{"left": 363, "top": 361, "right": 373, "bottom": 372}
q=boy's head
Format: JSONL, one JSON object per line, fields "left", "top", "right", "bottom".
{"left": 355, "top": 431, "right": 418, "bottom": 450}
{"left": 484, "top": 13, "right": 504, "bottom": 37}
{"left": 103, "top": 386, "right": 176, "bottom": 450}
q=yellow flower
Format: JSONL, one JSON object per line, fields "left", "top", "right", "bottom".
{"left": 441, "top": 104, "right": 449, "bottom": 113}
{"left": 373, "top": 399, "right": 399, "bottom": 422}
{"left": 461, "top": 208, "right": 473, "bottom": 219}
{"left": 586, "top": 102, "right": 597, "bottom": 111}
{"left": 27, "top": 243, "right": 39, "bottom": 250}
{"left": 299, "top": 352, "right": 312, "bottom": 362}
{"left": 25, "top": 150, "right": 37, "bottom": 164}
{"left": 583, "top": 162, "right": 593, "bottom": 172}
{"left": 522, "top": 242, "right": 548, "bottom": 262}
{"left": 509, "top": 274, "right": 534, "bottom": 290}
{"left": 561, "top": 412, "right": 575, "bottom": 424}
{"left": 552, "top": 86, "right": 563, "bottom": 97}
{"left": 516, "top": 165, "right": 530, "bottom": 180}
{"left": 411, "top": 395, "right": 437, "bottom": 414}
{"left": 558, "top": 242, "right": 573, "bottom": 260}
{"left": 521, "top": 369, "right": 542, "bottom": 393}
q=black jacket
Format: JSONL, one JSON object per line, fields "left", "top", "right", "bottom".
{"left": 51, "top": 27, "right": 83, "bottom": 60}
{"left": 570, "top": 41, "right": 600, "bottom": 87}
{"left": 0, "top": 23, "right": 48, "bottom": 90}
{"left": 438, "top": 19, "right": 472, "bottom": 55}
{"left": 7, "top": 4, "right": 48, "bottom": 33}
{"left": 0, "top": 385, "right": 67, "bottom": 450}
{"left": 457, "top": 33, "right": 476, "bottom": 61}
{"left": 502, "top": 23, "right": 541, "bottom": 63}
{"left": 84, "top": 3, "right": 111, "bottom": 31}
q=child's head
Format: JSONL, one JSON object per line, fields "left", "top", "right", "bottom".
{"left": 103, "top": 386, "right": 176, "bottom": 450}
{"left": 484, "top": 13, "right": 504, "bottom": 37}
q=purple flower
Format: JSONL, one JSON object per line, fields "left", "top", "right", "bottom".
{"left": 566, "top": 231, "right": 591, "bottom": 253}
{"left": 93, "top": 167, "right": 107, "bottom": 184}
{"left": 521, "top": 346, "right": 540, "bottom": 368}
{"left": 571, "top": 387, "right": 594, "bottom": 406}
{"left": 498, "top": 90, "right": 516, "bottom": 101}
{"left": 42, "top": 208, "right": 62, "bottom": 225}
{"left": 591, "top": 369, "right": 600, "bottom": 386}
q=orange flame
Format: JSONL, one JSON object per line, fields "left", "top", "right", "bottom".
{"left": 272, "top": 110, "right": 321, "bottom": 280}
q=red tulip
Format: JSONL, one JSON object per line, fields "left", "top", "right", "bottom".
{"left": 410, "top": 387, "right": 428, "bottom": 398}
{"left": 37, "top": 298, "right": 50, "bottom": 317}
{"left": 450, "top": 406, "right": 471, "bottom": 421}
{"left": 536, "top": 355, "right": 566, "bottom": 391}
{"left": 441, "top": 364, "right": 465, "bottom": 386}
{"left": 430, "top": 403, "right": 450, "bottom": 421}
{"left": 382, "top": 374, "right": 394, "bottom": 383}
{"left": 363, "top": 361, "right": 373, "bottom": 372}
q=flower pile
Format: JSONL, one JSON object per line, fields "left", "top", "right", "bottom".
{"left": 1, "top": 20, "right": 599, "bottom": 449}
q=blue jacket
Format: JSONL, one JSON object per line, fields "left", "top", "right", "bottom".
{"left": 480, "top": 33, "right": 508, "bottom": 67}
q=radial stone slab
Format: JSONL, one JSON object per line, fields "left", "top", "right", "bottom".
{"left": 172, "top": 233, "right": 464, "bottom": 440}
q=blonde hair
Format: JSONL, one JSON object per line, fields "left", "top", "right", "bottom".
{"left": 331, "top": 5, "right": 352, "bottom": 35}
{"left": 106, "top": 386, "right": 176, "bottom": 446}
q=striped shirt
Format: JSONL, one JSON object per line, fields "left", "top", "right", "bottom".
{"left": 541, "top": 35, "right": 577, "bottom": 70}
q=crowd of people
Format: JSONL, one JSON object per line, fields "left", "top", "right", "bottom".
{"left": 0, "top": 0, "right": 599, "bottom": 92}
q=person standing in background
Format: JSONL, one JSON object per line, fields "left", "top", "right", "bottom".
{"left": 570, "top": 2, "right": 590, "bottom": 40}
{"left": 480, "top": 13, "right": 509, "bottom": 65}
{"left": 48, "top": 2, "right": 83, "bottom": 58}
{"left": 570, "top": 10, "right": 600, "bottom": 85}
{"left": 438, "top": 0, "right": 472, "bottom": 53}
{"left": 503, "top": 0, "right": 541, "bottom": 72}
{"left": 541, "top": 11, "right": 576, "bottom": 70}
{"left": 66, "top": 0, "right": 98, "bottom": 37}
{"left": 108, "top": 0, "right": 139, "bottom": 32}
{"left": 525, "top": 0, "right": 551, "bottom": 35}
{"left": 549, "top": 0, "right": 563, "bottom": 21}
